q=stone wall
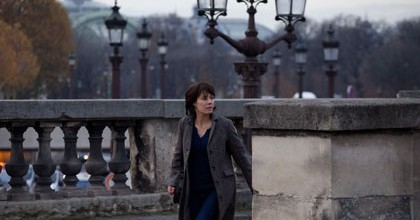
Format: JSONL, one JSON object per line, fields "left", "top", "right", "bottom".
{"left": 245, "top": 98, "right": 420, "bottom": 220}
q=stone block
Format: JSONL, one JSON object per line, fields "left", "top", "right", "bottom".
{"left": 253, "top": 194, "right": 332, "bottom": 220}
{"left": 244, "top": 99, "right": 420, "bottom": 131}
{"left": 331, "top": 133, "right": 412, "bottom": 197}
{"left": 252, "top": 131, "right": 413, "bottom": 219}
{"left": 246, "top": 98, "right": 419, "bottom": 219}
{"left": 333, "top": 195, "right": 411, "bottom": 219}
{"left": 252, "top": 135, "right": 331, "bottom": 197}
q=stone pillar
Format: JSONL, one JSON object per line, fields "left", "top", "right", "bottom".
{"left": 85, "top": 122, "right": 111, "bottom": 196}
{"left": 131, "top": 118, "right": 179, "bottom": 193}
{"left": 398, "top": 90, "right": 420, "bottom": 219}
{"left": 244, "top": 99, "right": 420, "bottom": 219}
{"left": 109, "top": 121, "right": 133, "bottom": 195}
{"left": 5, "top": 123, "right": 35, "bottom": 201}
{"left": 33, "top": 122, "right": 61, "bottom": 199}
{"left": 60, "top": 122, "right": 83, "bottom": 197}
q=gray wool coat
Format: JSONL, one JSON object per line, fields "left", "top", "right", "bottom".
{"left": 169, "top": 113, "right": 252, "bottom": 220}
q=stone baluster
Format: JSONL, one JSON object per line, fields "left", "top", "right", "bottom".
{"left": 108, "top": 121, "right": 133, "bottom": 195}
{"left": 33, "top": 122, "right": 61, "bottom": 199}
{"left": 5, "top": 123, "right": 35, "bottom": 201}
{"left": 85, "top": 122, "right": 111, "bottom": 196}
{"left": 60, "top": 122, "right": 83, "bottom": 197}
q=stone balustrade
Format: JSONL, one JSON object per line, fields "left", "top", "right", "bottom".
{"left": 3, "top": 96, "right": 420, "bottom": 219}
{"left": 0, "top": 99, "right": 253, "bottom": 218}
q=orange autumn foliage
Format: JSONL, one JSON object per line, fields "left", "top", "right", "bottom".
{"left": 0, "top": 20, "right": 39, "bottom": 98}
{"left": 0, "top": 0, "right": 74, "bottom": 97}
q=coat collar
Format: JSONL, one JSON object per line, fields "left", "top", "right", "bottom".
{"left": 185, "top": 113, "right": 219, "bottom": 143}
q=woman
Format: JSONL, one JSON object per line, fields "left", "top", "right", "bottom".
{"left": 168, "top": 82, "right": 252, "bottom": 220}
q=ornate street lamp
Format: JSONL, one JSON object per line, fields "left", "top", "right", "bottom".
{"left": 197, "top": 0, "right": 307, "bottom": 98}
{"left": 104, "top": 0, "right": 127, "bottom": 99}
{"left": 157, "top": 31, "right": 168, "bottom": 99}
{"left": 271, "top": 48, "right": 282, "bottom": 98}
{"left": 275, "top": 0, "right": 307, "bottom": 35}
{"left": 136, "top": 19, "right": 152, "bottom": 98}
{"left": 68, "top": 52, "right": 76, "bottom": 99}
{"left": 323, "top": 25, "right": 340, "bottom": 98}
{"left": 294, "top": 40, "right": 307, "bottom": 99}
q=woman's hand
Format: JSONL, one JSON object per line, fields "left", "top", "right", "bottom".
{"left": 167, "top": 185, "right": 176, "bottom": 195}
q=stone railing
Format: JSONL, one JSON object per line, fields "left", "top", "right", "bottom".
{"left": 4, "top": 95, "right": 420, "bottom": 219}
{"left": 0, "top": 99, "right": 253, "bottom": 218}
{"left": 245, "top": 97, "right": 420, "bottom": 219}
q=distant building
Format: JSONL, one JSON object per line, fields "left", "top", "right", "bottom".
{"left": 58, "top": 0, "right": 275, "bottom": 44}
{"left": 58, "top": 0, "right": 107, "bottom": 17}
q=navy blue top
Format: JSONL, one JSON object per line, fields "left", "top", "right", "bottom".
{"left": 189, "top": 126, "right": 214, "bottom": 191}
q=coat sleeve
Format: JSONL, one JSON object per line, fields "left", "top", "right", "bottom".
{"left": 226, "top": 119, "right": 252, "bottom": 190}
{"left": 169, "top": 118, "right": 184, "bottom": 187}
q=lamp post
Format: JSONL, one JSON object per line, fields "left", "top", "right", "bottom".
{"left": 196, "top": 0, "right": 307, "bottom": 98}
{"left": 104, "top": 0, "right": 127, "bottom": 99}
{"left": 137, "top": 19, "right": 152, "bottom": 98}
{"left": 294, "top": 40, "right": 307, "bottom": 99}
{"left": 68, "top": 52, "right": 76, "bottom": 99}
{"left": 271, "top": 48, "right": 282, "bottom": 98}
{"left": 157, "top": 31, "right": 168, "bottom": 99}
{"left": 323, "top": 26, "right": 340, "bottom": 98}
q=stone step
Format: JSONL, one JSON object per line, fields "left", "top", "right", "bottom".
{"left": 0, "top": 189, "right": 252, "bottom": 219}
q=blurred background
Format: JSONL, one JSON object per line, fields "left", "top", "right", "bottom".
{"left": 0, "top": 0, "right": 419, "bottom": 99}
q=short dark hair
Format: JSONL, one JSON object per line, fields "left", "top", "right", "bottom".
{"left": 184, "top": 82, "right": 216, "bottom": 116}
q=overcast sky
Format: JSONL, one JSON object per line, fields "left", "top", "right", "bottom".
{"left": 95, "top": 0, "right": 420, "bottom": 30}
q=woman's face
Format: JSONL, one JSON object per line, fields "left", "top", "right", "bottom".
{"left": 193, "top": 91, "right": 215, "bottom": 115}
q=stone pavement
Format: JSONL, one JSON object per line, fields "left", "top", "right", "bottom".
{"left": 90, "top": 188, "right": 252, "bottom": 220}
{"left": 93, "top": 211, "right": 252, "bottom": 220}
